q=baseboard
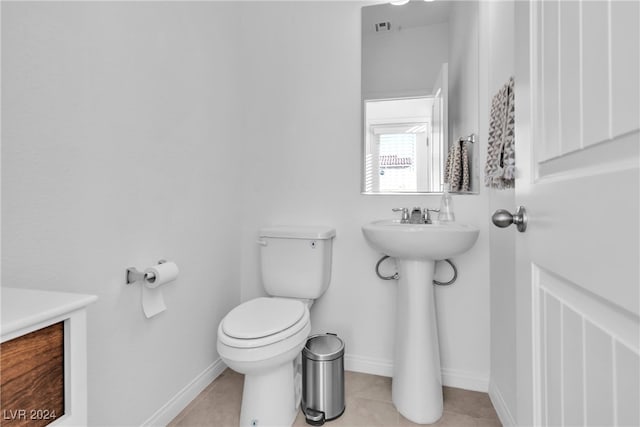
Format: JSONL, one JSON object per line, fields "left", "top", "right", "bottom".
{"left": 141, "top": 358, "right": 227, "bottom": 427}
{"left": 344, "top": 353, "right": 489, "bottom": 392}
{"left": 488, "top": 380, "right": 517, "bottom": 427}
{"left": 344, "top": 353, "right": 393, "bottom": 377}
{"left": 441, "top": 367, "right": 489, "bottom": 392}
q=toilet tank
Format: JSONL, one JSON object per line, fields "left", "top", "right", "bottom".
{"left": 259, "top": 226, "right": 336, "bottom": 299}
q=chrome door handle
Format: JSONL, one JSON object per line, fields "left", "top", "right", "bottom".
{"left": 492, "top": 206, "right": 528, "bottom": 232}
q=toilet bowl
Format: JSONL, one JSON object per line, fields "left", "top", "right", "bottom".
{"left": 216, "top": 226, "right": 335, "bottom": 427}
{"left": 217, "top": 298, "right": 311, "bottom": 426}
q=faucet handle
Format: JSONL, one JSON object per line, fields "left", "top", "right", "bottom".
{"left": 392, "top": 207, "right": 410, "bottom": 223}
{"left": 423, "top": 208, "right": 440, "bottom": 224}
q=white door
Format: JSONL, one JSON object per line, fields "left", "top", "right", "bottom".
{"left": 512, "top": 1, "right": 639, "bottom": 426}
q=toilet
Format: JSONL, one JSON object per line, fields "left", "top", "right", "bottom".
{"left": 217, "top": 226, "right": 336, "bottom": 427}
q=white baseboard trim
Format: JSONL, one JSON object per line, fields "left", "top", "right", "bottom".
{"left": 441, "top": 367, "right": 489, "bottom": 392}
{"left": 344, "top": 353, "right": 489, "bottom": 392}
{"left": 488, "top": 380, "right": 516, "bottom": 427}
{"left": 142, "top": 358, "right": 227, "bottom": 427}
{"left": 344, "top": 353, "right": 393, "bottom": 377}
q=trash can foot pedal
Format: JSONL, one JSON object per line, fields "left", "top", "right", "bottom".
{"left": 304, "top": 408, "right": 325, "bottom": 426}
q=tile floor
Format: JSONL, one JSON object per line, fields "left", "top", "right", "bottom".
{"left": 169, "top": 369, "right": 501, "bottom": 427}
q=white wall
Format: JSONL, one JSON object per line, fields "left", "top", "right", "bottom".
{"left": 480, "top": 0, "right": 518, "bottom": 424}
{"left": 237, "top": 1, "right": 491, "bottom": 391}
{"left": 2, "top": 3, "right": 242, "bottom": 425}
{"left": 362, "top": 20, "right": 449, "bottom": 99}
{"left": 448, "top": 1, "right": 481, "bottom": 193}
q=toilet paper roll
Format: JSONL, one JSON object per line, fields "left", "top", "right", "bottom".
{"left": 144, "top": 262, "right": 179, "bottom": 289}
{"left": 141, "top": 261, "right": 179, "bottom": 318}
{"left": 142, "top": 286, "right": 166, "bottom": 318}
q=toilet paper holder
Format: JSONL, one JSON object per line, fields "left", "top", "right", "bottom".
{"left": 126, "top": 260, "right": 167, "bottom": 285}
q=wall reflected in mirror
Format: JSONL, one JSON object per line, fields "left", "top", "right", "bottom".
{"left": 361, "top": 0, "right": 479, "bottom": 194}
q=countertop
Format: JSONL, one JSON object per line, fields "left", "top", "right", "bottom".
{"left": 1, "top": 287, "right": 97, "bottom": 340}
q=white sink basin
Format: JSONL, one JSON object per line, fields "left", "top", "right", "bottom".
{"left": 362, "top": 219, "right": 479, "bottom": 260}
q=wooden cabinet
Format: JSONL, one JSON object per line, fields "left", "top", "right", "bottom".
{"left": 1, "top": 322, "right": 65, "bottom": 427}
{"left": 1, "top": 288, "right": 97, "bottom": 427}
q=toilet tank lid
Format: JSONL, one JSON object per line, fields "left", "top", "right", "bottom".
{"left": 259, "top": 226, "right": 336, "bottom": 240}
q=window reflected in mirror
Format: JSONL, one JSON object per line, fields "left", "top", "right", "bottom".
{"left": 364, "top": 97, "right": 444, "bottom": 193}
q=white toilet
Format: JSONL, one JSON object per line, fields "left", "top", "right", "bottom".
{"left": 217, "top": 226, "right": 336, "bottom": 427}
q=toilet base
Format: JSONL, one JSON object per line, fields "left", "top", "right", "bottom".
{"left": 240, "top": 361, "right": 299, "bottom": 427}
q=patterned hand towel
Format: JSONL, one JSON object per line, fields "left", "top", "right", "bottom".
{"left": 461, "top": 142, "right": 470, "bottom": 192}
{"left": 444, "top": 140, "right": 470, "bottom": 192}
{"left": 485, "top": 77, "right": 515, "bottom": 189}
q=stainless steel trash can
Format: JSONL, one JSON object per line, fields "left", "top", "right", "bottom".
{"left": 302, "top": 333, "right": 345, "bottom": 425}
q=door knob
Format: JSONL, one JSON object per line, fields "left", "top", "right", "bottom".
{"left": 492, "top": 206, "right": 528, "bottom": 232}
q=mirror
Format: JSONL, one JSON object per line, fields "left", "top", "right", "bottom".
{"left": 361, "top": 1, "right": 479, "bottom": 194}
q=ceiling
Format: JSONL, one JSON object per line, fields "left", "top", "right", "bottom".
{"left": 362, "top": 1, "right": 452, "bottom": 34}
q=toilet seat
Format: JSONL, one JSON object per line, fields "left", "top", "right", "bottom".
{"left": 218, "top": 297, "right": 310, "bottom": 349}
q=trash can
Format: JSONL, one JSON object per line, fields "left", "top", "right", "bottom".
{"left": 302, "top": 333, "right": 345, "bottom": 425}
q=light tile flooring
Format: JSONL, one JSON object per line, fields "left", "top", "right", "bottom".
{"left": 169, "top": 369, "right": 501, "bottom": 427}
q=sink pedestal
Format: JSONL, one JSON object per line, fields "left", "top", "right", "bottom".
{"left": 392, "top": 259, "right": 443, "bottom": 424}
{"left": 361, "top": 219, "right": 480, "bottom": 424}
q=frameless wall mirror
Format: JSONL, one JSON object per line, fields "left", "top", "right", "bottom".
{"left": 361, "top": 1, "right": 480, "bottom": 194}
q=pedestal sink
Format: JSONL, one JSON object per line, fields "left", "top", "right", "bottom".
{"left": 361, "top": 220, "right": 479, "bottom": 424}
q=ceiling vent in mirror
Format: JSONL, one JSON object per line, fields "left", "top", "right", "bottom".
{"left": 375, "top": 22, "right": 392, "bottom": 32}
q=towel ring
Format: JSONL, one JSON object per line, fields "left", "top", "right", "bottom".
{"left": 375, "top": 256, "right": 399, "bottom": 280}
{"left": 433, "top": 259, "right": 458, "bottom": 286}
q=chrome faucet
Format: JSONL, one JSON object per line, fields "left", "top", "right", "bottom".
{"left": 392, "top": 207, "right": 410, "bottom": 223}
{"left": 393, "top": 207, "right": 439, "bottom": 224}
{"left": 409, "top": 207, "right": 423, "bottom": 224}
{"left": 423, "top": 208, "right": 440, "bottom": 224}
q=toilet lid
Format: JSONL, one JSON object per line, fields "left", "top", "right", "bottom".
{"left": 222, "top": 297, "right": 306, "bottom": 340}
